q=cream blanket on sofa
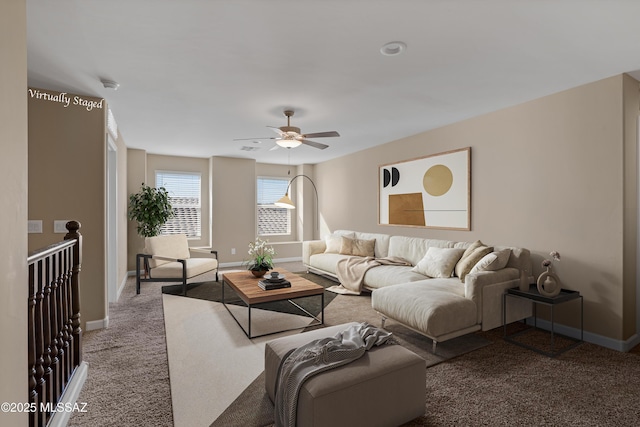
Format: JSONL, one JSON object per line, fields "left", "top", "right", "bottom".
{"left": 332, "top": 256, "right": 412, "bottom": 295}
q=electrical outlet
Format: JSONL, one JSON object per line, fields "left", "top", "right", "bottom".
{"left": 28, "top": 220, "right": 43, "bottom": 233}
{"left": 54, "top": 220, "right": 69, "bottom": 233}
{"left": 231, "top": 248, "right": 236, "bottom": 255}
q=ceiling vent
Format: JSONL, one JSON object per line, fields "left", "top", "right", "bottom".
{"left": 240, "top": 146, "right": 260, "bottom": 151}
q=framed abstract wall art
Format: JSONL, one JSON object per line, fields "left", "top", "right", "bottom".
{"left": 379, "top": 147, "right": 471, "bottom": 230}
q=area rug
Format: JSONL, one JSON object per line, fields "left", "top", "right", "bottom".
{"left": 163, "top": 294, "right": 315, "bottom": 427}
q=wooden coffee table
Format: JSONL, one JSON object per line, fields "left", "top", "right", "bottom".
{"left": 221, "top": 268, "right": 325, "bottom": 338}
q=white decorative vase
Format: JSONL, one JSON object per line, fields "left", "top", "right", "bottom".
{"left": 519, "top": 270, "right": 530, "bottom": 292}
{"left": 537, "top": 269, "right": 561, "bottom": 297}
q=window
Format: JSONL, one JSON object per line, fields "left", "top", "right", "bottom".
{"left": 257, "top": 177, "right": 291, "bottom": 236}
{"left": 155, "top": 171, "right": 201, "bottom": 238}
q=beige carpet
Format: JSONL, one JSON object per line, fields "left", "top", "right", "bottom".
{"left": 163, "top": 294, "right": 314, "bottom": 427}
{"left": 68, "top": 277, "right": 173, "bottom": 427}
{"left": 68, "top": 266, "right": 640, "bottom": 427}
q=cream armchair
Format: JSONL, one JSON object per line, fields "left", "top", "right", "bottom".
{"left": 136, "top": 234, "right": 218, "bottom": 296}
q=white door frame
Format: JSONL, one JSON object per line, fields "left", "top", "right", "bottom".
{"left": 636, "top": 116, "right": 640, "bottom": 344}
{"left": 107, "top": 136, "right": 118, "bottom": 303}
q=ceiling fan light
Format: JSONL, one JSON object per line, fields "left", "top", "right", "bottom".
{"left": 276, "top": 139, "right": 302, "bottom": 148}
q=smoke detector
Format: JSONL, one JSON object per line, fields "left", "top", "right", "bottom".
{"left": 101, "top": 79, "right": 120, "bottom": 90}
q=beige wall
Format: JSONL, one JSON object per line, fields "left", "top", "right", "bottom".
{"left": 0, "top": 0, "right": 28, "bottom": 424}
{"left": 127, "top": 154, "right": 305, "bottom": 269}
{"left": 210, "top": 159, "right": 305, "bottom": 264}
{"left": 127, "top": 148, "right": 147, "bottom": 269}
{"left": 316, "top": 75, "right": 638, "bottom": 345}
{"left": 622, "top": 74, "right": 639, "bottom": 337}
{"left": 28, "top": 88, "right": 108, "bottom": 330}
{"left": 211, "top": 157, "right": 257, "bottom": 264}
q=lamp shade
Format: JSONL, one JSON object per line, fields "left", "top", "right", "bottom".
{"left": 274, "top": 192, "right": 295, "bottom": 209}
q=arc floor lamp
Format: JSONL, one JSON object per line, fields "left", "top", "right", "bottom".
{"left": 274, "top": 174, "right": 319, "bottom": 232}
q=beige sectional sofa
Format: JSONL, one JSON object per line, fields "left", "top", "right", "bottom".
{"left": 302, "top": 230, "right": 532, "bottom": 350}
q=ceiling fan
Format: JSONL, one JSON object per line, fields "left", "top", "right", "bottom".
{"left": 234, "top": 110, "right": 340, "bottom": 150}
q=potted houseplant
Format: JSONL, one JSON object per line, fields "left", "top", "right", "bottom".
{"left": 245, "top": 237, "right": 276, "bottom": 277}
{"left": 128, "top": 183, "right": 174, "bottom": 237}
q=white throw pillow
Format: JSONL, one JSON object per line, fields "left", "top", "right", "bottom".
{"left": 324, "top": 235, "right": 343, "bottom": 253}
{"left": 469, "top": 249, "right": 511, "bottom": 274}
{"left": 411, "top": 247, "right": 465, "bottom": 278}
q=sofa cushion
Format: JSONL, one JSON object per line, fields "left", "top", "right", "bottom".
{"left": 411, "top": 247, "right": 464, "bottom": 278}
{"left": 145, "top": 234, "right": 191, "bottom": 268}
{"left": 470, "top": 249, "right": 511, "bottom": 274}
{"left": 309, "top": 253, "right": 353, "bottom": 275}
{"left": 455, "top": 241, "right": 493, "bottom": 282}
{"left": 372, "top": 282, "right": 477, "bottom": 338}
{"left": 389, "top": 236, "right": 459, "bottom": 266}
{"left": 353, "top": 231, "right": 391, "bottom": 258}
{"left": 339, "top": 236, "right": 376, "bottom": 257}
{"left": 362, "top": 265, "right": 428, "bottom": 290}
{"left": 150, "top": 257, "right": 217, "bottom": 279}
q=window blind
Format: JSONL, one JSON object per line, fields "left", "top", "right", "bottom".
{"left": 156, "top": 171, "right": 202, "bottom": 238}
{"left": 257, "top": 177, "right": 290, "bottom": 236}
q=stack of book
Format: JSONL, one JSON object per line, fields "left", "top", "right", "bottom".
{"left": 258, "top": 272, "right": 291, "bottom": 290}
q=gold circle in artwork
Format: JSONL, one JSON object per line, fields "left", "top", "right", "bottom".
{"left": 423, "top": 165, "right": 453, "bottom": 196}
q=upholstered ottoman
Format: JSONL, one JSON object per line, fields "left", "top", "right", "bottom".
{"left": 265, "top": 322, "right": 426, "bottom": 427}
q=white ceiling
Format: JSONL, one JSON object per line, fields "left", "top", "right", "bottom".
{"left": 26, "top": 0, "right": 640, "bottom": 165}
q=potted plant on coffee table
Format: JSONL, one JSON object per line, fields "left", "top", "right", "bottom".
{"left": 245, "top": 237, "right": 276, "bottom": 277}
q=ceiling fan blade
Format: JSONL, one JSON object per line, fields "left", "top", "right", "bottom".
{"left": 267, "top": 126, "right": 284, "bottom": 136}
{"left": 301, "top": 139, "right": 329, "bottom": 150}
{"left": 269, "top": 144, "right": 280, "bottom": 151}
{"left": 301, "top": 131, "right": 340, "bottom": 138}
{"left": 233, "top": 137, "right": 277, "bottom": 141}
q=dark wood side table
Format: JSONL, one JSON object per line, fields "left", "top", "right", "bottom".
{"left": 503, "top": 285, "right": 583, "bottom": 357}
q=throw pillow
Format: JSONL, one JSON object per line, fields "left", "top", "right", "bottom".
{"left": 456, "top": 245, "right": 493, "bottom": 282}
{"left": 339, "top": 236, "right": 375, "bottom": 257}
{"left": 324, "top": 235, "right": 342, "bottom": 253}
{"left": 470, "top": 249, "right": 511, "bottom": 274}
{"left": 411, "top": 247, "right": 465, "bottom": 278}
{"left": 351, "top": 238, "right": 376, "bottom": 257}
{"left": 454, "top": 240, "right": 485, "bottom": 278}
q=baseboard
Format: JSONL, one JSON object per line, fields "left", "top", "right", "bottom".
{"left": 47, "top": 361, "right": 88, "bottom": 427}
{"left": 85, "top": 317, "right": 109, "bottom": 331}
{"left": 525, "top": 317, "right": 637, "bottom": 352}
{"left": 116, "top": 274, "right": 128, "bottom": 301}
{"left": 622, "top": 333, "right": 640, "bottom": 352}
